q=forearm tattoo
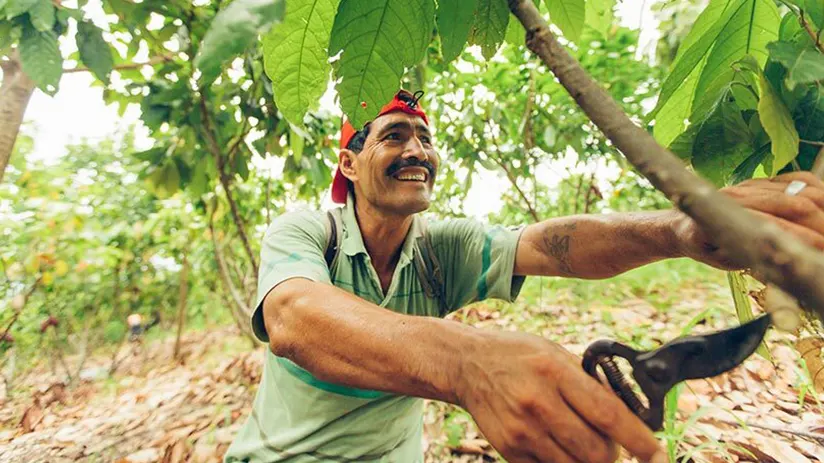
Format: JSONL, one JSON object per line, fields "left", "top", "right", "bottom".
{"left": 543, "top": 222, "right": 575, "bottom": 275}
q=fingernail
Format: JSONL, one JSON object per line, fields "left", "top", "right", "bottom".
{"left": 651, "top": 451, "right": 669, "bottom": 463}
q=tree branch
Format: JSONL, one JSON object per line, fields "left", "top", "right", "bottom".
{"left": 62, "top": 54, "right": 176, "bottom": 74}
{"left": 0, "top": 51, "right": 35, "bottom": 184}
{"left": 799, "top": 11, "right": 824, "bottom": 54}
{"left": 198, "top": 96, "right": 259, "bottom": 278}
{"left": 813, "top": 146, "right": 824, "bottom": 179}
{"left": 1, "top": 279, "right": 40, "bottom": 342}
{"left": 209, "top": 208, "right": 253, "bottom": 323}
{"left": 487, "top": 121, "right": 541, "bottom": 222}
{"left": 509, "top": 0, "right": 824, "bottom": 317}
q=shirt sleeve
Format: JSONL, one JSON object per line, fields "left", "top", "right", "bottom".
{"left": 429, "top": 218, "right": 527, "bottom": 316}
{"left": 251, "top": 210, "right": 332, "bottom": 343}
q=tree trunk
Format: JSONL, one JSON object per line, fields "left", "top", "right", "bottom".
{"left": 509, "top": 0, "right": 824, "bottom": 316}
{"left": 0, "top": 52, "right": 36, "bottom": 183}
{"left": 173, "top": 253, "right": 190, "bottom": 360}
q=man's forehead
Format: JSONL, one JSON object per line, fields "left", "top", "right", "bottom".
{"left": 370, "top": 112, "right": 429, "bottom": 133}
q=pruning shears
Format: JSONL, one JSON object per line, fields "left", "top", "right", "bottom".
{"left": 582, "top": 314, "right": 772, "bottom": 431}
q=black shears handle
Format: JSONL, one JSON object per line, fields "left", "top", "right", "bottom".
{"left": 582, "top": 314, "right": 772, "bottom": 431}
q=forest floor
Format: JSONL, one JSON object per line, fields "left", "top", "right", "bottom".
{"left": 1, "top": 260, "right": 823, "bottom": 462}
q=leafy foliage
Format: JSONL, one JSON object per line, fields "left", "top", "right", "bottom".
{"left": 262, "top": 0, "right": 339, "bottom": 126}
{"left": 194, "top": 0, "right": 286, "bottom": 86}
{"left": 328, "top": 0, "right": 435, "bottom": 128}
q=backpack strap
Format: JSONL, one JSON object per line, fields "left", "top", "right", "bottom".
{"left": 324, "top": 209, "right": 343, "bottom": 269}
{"left": 413, "top": 218, "right": 448, "bottom": 314}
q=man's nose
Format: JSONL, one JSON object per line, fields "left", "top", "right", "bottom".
{"left": 402, "top": 137, "right": 428, "bottom": 161}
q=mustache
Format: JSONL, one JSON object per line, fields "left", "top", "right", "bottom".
{"left": 385, "top": 158, "right": 436, "bottom": 178}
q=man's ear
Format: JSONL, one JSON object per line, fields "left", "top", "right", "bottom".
{"left": 339, "top": 149, "right": 358, "bottom": 182}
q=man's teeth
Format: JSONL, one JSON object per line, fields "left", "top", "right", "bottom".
{"left": 396, "top": 173, "right": 426, "bottom": 181}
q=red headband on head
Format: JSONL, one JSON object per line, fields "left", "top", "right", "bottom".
{"left": 331, "top": 90, "right": 429, "bottom": 204}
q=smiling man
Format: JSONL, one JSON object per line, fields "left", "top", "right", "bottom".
{"left": 224, "top": 90, "right": 824, "bottom": 463}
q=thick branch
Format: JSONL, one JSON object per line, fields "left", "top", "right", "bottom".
{"left": 198, "top": 97, "right": 259, "bottom": 278}
{"left": 509, "top": 0, "right": 824, "bottom": 316}
{"left": 0, "top": 52, "right": 36, "bottom": 184}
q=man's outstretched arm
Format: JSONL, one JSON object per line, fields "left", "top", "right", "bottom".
{"left": 515, "top": 173, "right": 824, "bottom": 279}
{"left": 262, "top": 277, "right": 665, "bottom": 463}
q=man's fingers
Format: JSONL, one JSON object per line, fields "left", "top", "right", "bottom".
{"left": 529, "top": 389, "right": 616, "bottom": 463}
{"left": 525, "top": 433, "right": 580, "bottom": 463}
{"left": 732, "top": 179, "right": 824, "bottom": 210}
{"left": 726, "top": 188, "right": 824, "bottom": 237}
{"left": 750, "top": 210, "right": 824, "bottom": 251}
{"left": 558, "top": 365, "right": 662, "bottom": 462}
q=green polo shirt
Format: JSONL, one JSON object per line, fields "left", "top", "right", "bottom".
{"left": 224, "top": 194, "right": 525, "bottom": 463}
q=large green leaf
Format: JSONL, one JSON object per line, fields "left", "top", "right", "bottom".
{"left": 690, "top": 0, "right": 779, "bottom": 124}
{"left": 262, "top": 0, "right": 339, "bottom": 126}
{"left": 5, "top": 0, "right": 37, "bottom": 19}
{"left": 738, "top": 56, "right": 800, "bottom": 176}
{"left": 469, "top": 0, "right": 509, "bottom": 60}
{"left": 195, "top": 0, "right": 286, "bottom": 86}
{"left": 76, "top": 21, "right": 113, "bottom": 85}
{"left": 767, "top": 41, "right": 824, "bottom": 90}
{"left": 19, "top": 26, "right": 62, "bottom": 95}
{"left": 805, "top": 0, "right": 824, "bottom": 30}
{"left": 28, "top": 0, "right": 53, "bottom": 31}
{"left": 437, "top": 0, "right": 479, "bottom": 63}
{"left": 147, "top": 161, "right": 180, "bottom": 199}
{"left": 647, "top": 0, "right": 739, "bottom": 125}
{"left": 690, "top": 89, "right": 754, "bottom": 186}
{"left": 329, "top": 0, "right": 435, "bottom": 128}
{"left": 585, "top": 0, "right": 614, "bottom": 38}
{"left": 547, "top": 0, "right": 585, "bottom": 42}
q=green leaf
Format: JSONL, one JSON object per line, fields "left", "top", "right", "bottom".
{"left": 195, "top": 0, "right": 286, "bottom": 86}
{"left": 737, "top": 56, "right": 800, "bottom": 176}
{"left": 76, "top": 21, "right": 113, "bottom": 85}
{"left": 727, "top": 271, "right": 771, "bottom": 361}
{"left": 469, "top": 0, "right": 509, "bottom": 60}
{"left": 731, "top": 143, "right": 770, "bottom": 184}
{"left": 148, "top": 162, "right": 180, "bottom": 198}
{"left": 5, "top": 0, "right": 37, "bottom": 19}
{"left": 691, "top": 89, "right": 754, "bottom": 186}
{"left": 779, "top": 10, "right": 813, "bottom": 47}
{"left": 262, "top": 0, "right": 339, "bottom": 126}
{"left": 28, "top": 0, "right": 53, "bottom": 31}
{"left": 806, "top": 0, "right": 824, "bottom": 30}
{"left": 329, "top": 0, "right": 435, "bottom": 128}
{"left": 547, "top": 0, "right": 585, "bottom": 42}
{"left": 19, "top": 26, "right": 62, "bottom": 95}
{"left": 437, "top": 0, "right": 479, "bottom": 63}
{"left": 647, "top": 0, "right": 739, "bottom": 125}
{"left": 504, "top": 13, "right": 525, "bottom": 47}
{"left": 767, "top": 41, "right": 824, "bottom": 90}
{"left": 585, "top": 0, "right": 615, "bottom": 38}
{"left": 690, "top": 0, "right": 780, "bottom": 125}
{"left": 290, "top": 127, "right": 304, "bottom": 162}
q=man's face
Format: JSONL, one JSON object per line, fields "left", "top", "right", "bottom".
{"left": 341, "top": 112, "right": 439, "bottom": 216}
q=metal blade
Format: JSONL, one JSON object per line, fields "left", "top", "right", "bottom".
{"left": 637, "top": 314, "right": 771, "bottom": 383}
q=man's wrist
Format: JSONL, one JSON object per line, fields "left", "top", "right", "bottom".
{"left": 660, "top": 209, "right": 688, "bottom": 259}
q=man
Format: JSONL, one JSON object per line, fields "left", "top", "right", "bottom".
{"left": 225, "top": 90, "right": 824, "bottom": 463}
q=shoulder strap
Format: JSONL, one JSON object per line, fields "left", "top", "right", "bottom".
{"left": 413, "top": 218, "right": 448, "bottom": 313}
{"left": 324, "top": 209, "right": 342, "bottom": 269}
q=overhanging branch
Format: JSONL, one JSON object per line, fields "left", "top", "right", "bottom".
{"left": 508, "top": 0, "right": 824, "bottom": 317}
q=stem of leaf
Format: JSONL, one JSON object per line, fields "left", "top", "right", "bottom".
{"left": 799, "top": 10, "right": 824, "bottom": 54}
{"left": 800, "top": 139, "right": 824, "bottom": 147}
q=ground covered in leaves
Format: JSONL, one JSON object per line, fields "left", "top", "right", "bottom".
{"left": 1, "top": 262, "right": 823, "bottom": 462}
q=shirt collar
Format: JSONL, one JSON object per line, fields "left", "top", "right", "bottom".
{"left": 339, "top": 192, "right": 423, "bottom": 265}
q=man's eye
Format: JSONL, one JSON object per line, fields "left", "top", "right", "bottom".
{"left": 420, "top": 136, "right": 432, "bottom": 145}
{"left": 385, "top": 133, "right": 401, "bottom": 141}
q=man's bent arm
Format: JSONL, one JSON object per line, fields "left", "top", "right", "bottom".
{"left": 514, "top": 210, "right": 684, "bottom": 279}
{"left": 262, "top": 277, "right": 474, "bottom": 403}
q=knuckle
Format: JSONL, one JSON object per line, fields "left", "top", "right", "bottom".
{"left": 788, "top": 197, "right": 817, "bottom": 218}
{"left": 505, "top": 426, "right": 530, "bottom": 447}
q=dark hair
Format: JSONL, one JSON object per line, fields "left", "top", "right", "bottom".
{"left": 346, "top": 123, "right": 371, "bottom": 153}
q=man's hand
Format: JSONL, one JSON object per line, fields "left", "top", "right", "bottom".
{"left": 456, "top": 331, "right": 667, "bottom": 463}
{"left": 674, "top": 172, "right": 824, "bottom": 270}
